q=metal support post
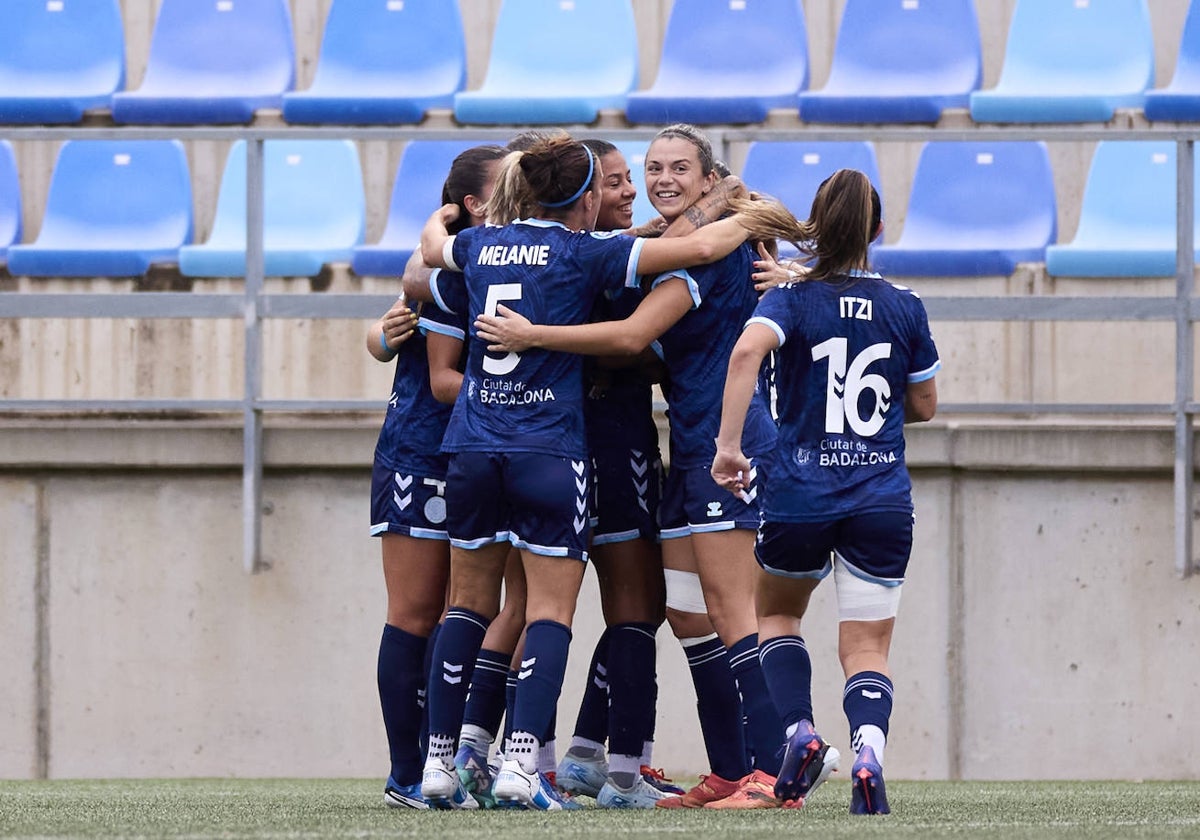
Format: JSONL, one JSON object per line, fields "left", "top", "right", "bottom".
{"left": 243, "top": 139, "right": 266, "bottom": 574}
{"left": 1175, "top": 139, "right": 1195, "bottom": 579}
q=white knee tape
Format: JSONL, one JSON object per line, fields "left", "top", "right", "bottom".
{"left": 664, "top": 569, "right": 709, "bottom": 614}
{"left": 834, "top": 559, "right": 902, "bottom": 622}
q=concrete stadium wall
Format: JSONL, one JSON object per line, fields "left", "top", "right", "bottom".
{"left": 3, "top": 0, "right": 1199, "bottom": 783}
{"left": 1, "top": 419, "right": 1198, "bottom": 781}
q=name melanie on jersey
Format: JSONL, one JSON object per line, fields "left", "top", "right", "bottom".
{"left": 474, "top": 377, "right": 557, "bottom": 406}
{"left": 477, "top": 244, "right": 550, "bottom": 266}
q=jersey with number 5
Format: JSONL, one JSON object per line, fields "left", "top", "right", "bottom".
{"left": 748, "top": 273, "right": 940, "bottom": 521}
{"left": 440, "top": 218, "right": 644, "bottom": 459}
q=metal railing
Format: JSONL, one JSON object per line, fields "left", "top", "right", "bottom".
{"left": 0, "top": 124, "right": 1195, "bottom": 576}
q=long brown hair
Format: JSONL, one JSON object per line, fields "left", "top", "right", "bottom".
{"left": 732, "top": 168, "right": 878, "bottom": 282}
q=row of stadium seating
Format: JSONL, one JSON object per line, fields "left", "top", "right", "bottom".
{"left": 0, "top": 137, "right": 1193, "bottom": 280}
{"left": 2, "top": 0, "right": 1200, "bottom": 126}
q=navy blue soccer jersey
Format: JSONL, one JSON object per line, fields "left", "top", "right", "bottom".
{"left": 373, "top": 303, "right": 454, "bottom": 477}
{"left": 748, "top": 271, "right": 940, "bottom": 521}
{"left": 584, "top": 288, "right": 659, "bottom": 457}
{"left": 441, "top": 219, "right": 644, "bottom": 459}
{"left": 651, "top": 243, "right": 777, "bottom": 469}
{"left": 423, "top": 267, "right": 469, "bottom": 342}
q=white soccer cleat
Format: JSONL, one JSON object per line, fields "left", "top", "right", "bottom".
{"left": 422, "top": 755, "right": 479, "bottom": 810}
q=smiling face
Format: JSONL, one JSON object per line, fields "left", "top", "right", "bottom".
{"left": 593, "top": 150, "right": 637, "bottom": 232}
{"left": 643, "top": 135, "right": 716, "bottom": 223}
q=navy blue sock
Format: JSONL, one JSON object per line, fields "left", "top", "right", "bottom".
{"left": 843, "top": 670, "right": 894, "bottom": 744}
{"left": 606, "top": 622, "right": 657, "bottom": 760}
{"left": 512, "top": 620, "right": 572, "bottom": 750}
{"left": 377, "top": 624, "right": 428, "bottom": 786}
{"left": 729, "top": 633, "right": 786, "bottom": 776}
{"left": 683, "top": 635, "right": 750, "bottom": 781}
{"left": 571, "top": 628, "right": 611, "bottom": 744}
{"left": 426, "top": 608, "right": 489, "bottom": 752}
{"left": 502, "top": 668, "right": 518, "bottom": 750}
{"left": 418, "top": 621, "right": 441, "bottom": 760}
{"left": 758, "top": 634, "right": 814, "bottom": 730}
{"left": 462, "top": 647, "right": 510, "bottom": 740}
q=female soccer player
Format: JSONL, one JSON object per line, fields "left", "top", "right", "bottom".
{"left": 366, "top": 143, "right": 506, "bottom": 810}
{"left": 710, "top": 169, "right": 939, "bottom": 814}
{"left": 475, "top": 124, "right": 788, "bottom": 809}
{"left": 416, "top": 135, "right": 763, "bottom": 811}
{"left": 552, "top": 138, "right": 677, "bottom": 809}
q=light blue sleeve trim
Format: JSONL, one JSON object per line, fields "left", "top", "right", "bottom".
{"left": 746, "top": 315, "right": 786, "bottom": 347}
{"left": 908, "top": 359, "right": 942, "bottom": 383}
{"left": 649, "top": 340, "right": 665, "bottom": 361}
{"left": 443, "top": 237, "right": 460, "bottom": 272}
{"left": 625, "top": 236, "right": 647, "bottom": 289}
{"left": 428, "top": 267, "right": 455, "bottom": 315}
{"left": 418, "top": 317, "right": 464, "bottom": 341}
{"left": 650, "top": 269, "right": 700, "bottom": 310}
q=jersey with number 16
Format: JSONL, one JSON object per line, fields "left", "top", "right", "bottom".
{"left": 748, "top": 272, "right": 940, "bottom": 522}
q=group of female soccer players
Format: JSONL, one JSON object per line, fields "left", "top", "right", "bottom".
{"left": 367, "top": 124, "right": 939, "bottom": 815}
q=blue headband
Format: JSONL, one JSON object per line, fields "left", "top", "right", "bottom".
{"left": 539, "top": 150, "right": 595, "bottom": 208}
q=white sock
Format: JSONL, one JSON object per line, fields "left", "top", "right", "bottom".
{"left": 459, "top": 724, "right": 493, "bottom": 755}
{"left": 538, "top": 738, "right": 557, "bottom": 775}
{"left": 508, "top": 731, "right": 538, "bottom": 774}
{"left": 640, "top": 740, "right": 654, "bottom": 767}
{"left": 568, "top": 736, "right": 606, "bottom": 759}
{"left": 608, "top": 753, "right": 641, "bottom": 790}
{"left": 427, "top": 733, "right": 456, "bottom": 767}
{"left": 853, "top": 724, "right": 886, "bottom": 765}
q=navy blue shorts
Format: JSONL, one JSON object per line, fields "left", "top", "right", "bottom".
{"left": 755, "top": 511, "right": 914, "bottom": 583}
{"left": 659, "top": 462, "right": 762, "bottom": 540}
{"left": 369, "top": 459, "right": 450, "bottom": 540}
{"left": 446, "top": 451, "right": 591, "bottom": 561}
{"left": 591, "top": 445, "right": 661, "bottom": 545}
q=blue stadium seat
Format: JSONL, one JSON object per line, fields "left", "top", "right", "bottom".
{"left": 111, "top": 0, "right": 294, "bottom": 125}
{"left": 351, "top": 140, "right": 478, "bottom": 277}
{"left": 0, "top": 0, "right": 125, "bottom": 124}
{"left": 180, "top": 140, "right": 365, "bottom": 278}
{"left": 797, "top": 0, "right": 980, "bottom": 124}
{"left": 624, "top": 0, "right": 808, "bottom": 125}
{"left": 1144, "top": 0, "right": 1200, "bottom": 121}
{"left": 282, "top": 0, "right": 466, "bottom": 125}
{"left": 872, "top": 142, "right": 1057, "bottom": 277}
{"left": 1045, "top": 142, "right": 1198, "bottom": 277}
{"left": 6, "top": 141, "right": 192, "bottom": 277}
{"left": 969, "top": 0, "right": 1154, "bottom": 123}
{"left": 738, "top": 141, "right": 881, "bottom": 258}
{"left": 0, "top": 142, "right": 21, "bottom": 261}
{"left": 453, "top": 0, "right": 638, "bottom": 125}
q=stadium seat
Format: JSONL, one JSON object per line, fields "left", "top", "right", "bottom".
{"left": 969, "top": 0, "right": 1154, "bottom": 123}
{"left": 624, "top": 0, "right": 808, "bottom": 125}
{"left": 0, "top": 0, "right": 125, "bottom": 124}
{"left": 797, "top": 0, "right": 981, "bottom": 124}
{"left": 1144, "top": 0, "right": 1200, "bottom": 121}
{"left": 351, "top": 140, "right": 479, "bottom": 277}
{"left": 872, "top": 142, "right": 1057, "bottom": 277}
{"left": 6, "top": 141, "right": 192, "bottom": 277}
{"left": 179, "top": 140, "right": 365, "bottom": 278}
{"left": 282, "top": 0, "right": 466, "bottom": 125}
{"left": 453, "top": 0, "right": 638, "bottom": 125}
{"left": 1045, "top": 142, "right": 1199, "bottom": 277}
{"left": 111, "top": 0, "right": 294, "bottom": 125}
{"left": 738, "top": 141, "right": 881, "bottom": 257}
{"left": 0, "top": 141, "right": 20, "bottom": 262}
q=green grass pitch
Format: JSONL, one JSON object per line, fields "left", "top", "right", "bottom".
{"left": 2, "top": 778, "right": 1199, "bottom": 839}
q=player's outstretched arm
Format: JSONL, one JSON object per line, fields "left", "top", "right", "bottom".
{"left": 712, "top": 323, "right": 778, "bottom": 495}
